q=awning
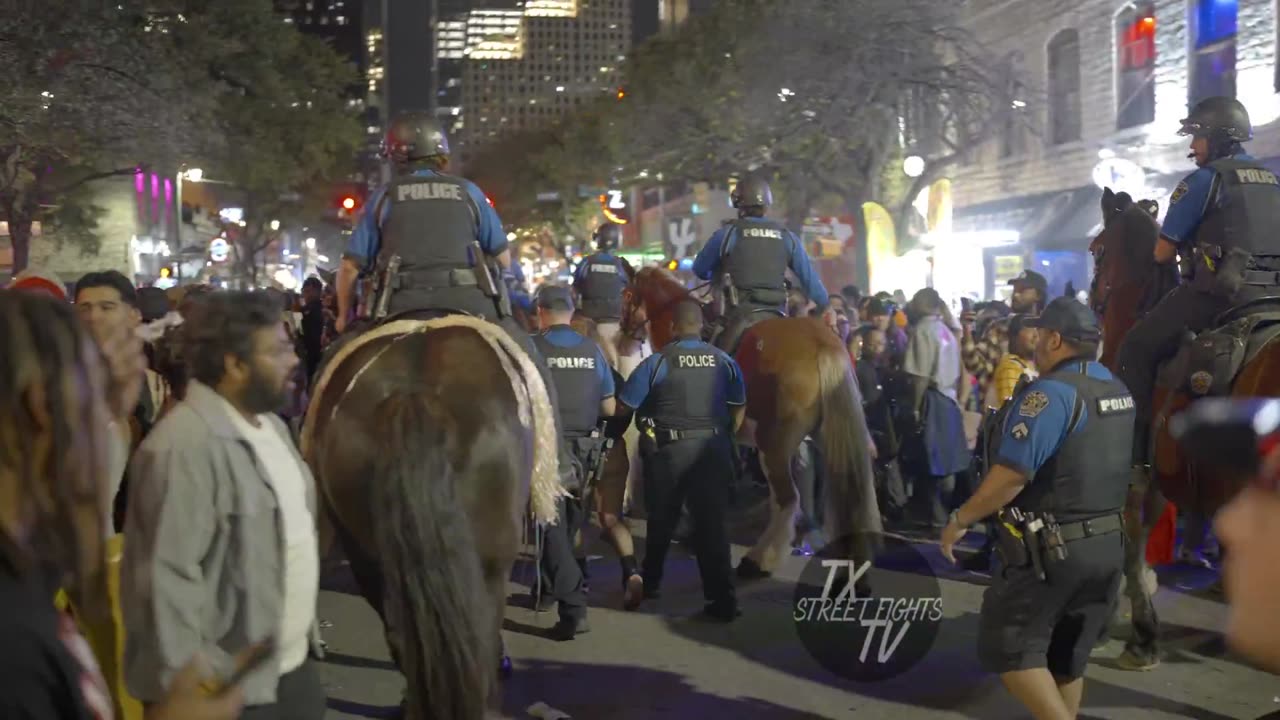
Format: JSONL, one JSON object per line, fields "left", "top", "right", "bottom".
{"left": 952, "top": 189, "right": 1074, "bottom": 238}
{"left": 1022, "top": 187, "right": 1102, "bottom": 252}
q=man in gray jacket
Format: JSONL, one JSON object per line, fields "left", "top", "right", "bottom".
{"left": 123, "top": 291, "right": 326, "bottom": 719}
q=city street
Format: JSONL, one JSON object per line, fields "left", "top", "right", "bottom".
{"left": 316, "top": 513, "right": 1280, "bottom": 720}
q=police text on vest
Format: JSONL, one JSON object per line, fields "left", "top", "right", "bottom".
{"left": 1235, "top": 168, "right": 1280, "bottom": 185}
{"left": 397, "top": 183, "right": 465, "bottom": 202}
{"left": 591, "top": 264, "right": 619, "bottom": 274}
{"left": 742, "top": 228, "right": 782, "bottom": 239}
{"left": 678, "top": 354, "right": 717, "bottom": 368}
{"left": 548, "top": 356, "right": 595, "bottom": 370}
{"left": 1097, "top": 395, "right": 1135, "bottom": 415}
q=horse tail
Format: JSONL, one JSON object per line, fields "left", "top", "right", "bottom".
{"left": 814, "top": 344, "right": 883, "bottom": 546}
{"left": 370, "top": 392, "right": 493, "bottom": 720}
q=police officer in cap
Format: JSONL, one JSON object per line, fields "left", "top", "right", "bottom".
{"left": 941, "top": 297, "right": 1132, "bottom": 718}
{"left": 336, "top": 110, "right": 577, "bottom": 487}
{"left": 619, "top": 300, "right": 746, "bottom": 620}
{"left": 692, "top": 175, "right": 830, "bottom": 354}
{"left": 573, "top": 223, "right": 636, "bottom": 367}
{"left": 1117, "top": 96, "right": 1280, "bottom": 473}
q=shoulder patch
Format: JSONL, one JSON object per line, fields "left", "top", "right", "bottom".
{"left": 1096, "top": 394, "right": 1135, "bottom": 416}
{"left": 1019, "top": 390, "right": 1049, "bottom": 418}
{"left": 1010, "top": 422, "right": 1029, "bottom": 440}
{"left": 1170, "top": 181, "right": 1188, "bottom": 204}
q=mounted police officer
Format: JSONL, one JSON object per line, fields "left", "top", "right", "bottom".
{"left": 1116, "top": 96, "right": 1280, "bottom": 471}
{"left": 942, "top": 297, "right": 1132, "bottom": 719}
{"left": 619, "top": 300, "right": 746, "bottom": 621}
{"left": 691, "top": 175, "right": 830, "bottom": 354}
{"left": 334, "top": 110, "right": 577, "bottom": 488}
{"left": 527, "top": 285, "right": 619, "bottom": 639}
{"left": 574, "top": 223, "right": 635, "bottom": 368}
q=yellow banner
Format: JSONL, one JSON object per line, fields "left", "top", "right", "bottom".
{"left": 863, "top": 202, "right": 897, "bottom": 291}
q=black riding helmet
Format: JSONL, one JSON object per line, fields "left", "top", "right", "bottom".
{"left": 731, "top": 175, "right": 773, "bottom": 211}
{"left": 381, "top": 111, "right": 450, "bottom": 165}
{"left": 594, "top": 223, "right": 622, "bottom": 251}
{"left": 1180, "top": 97, "right": 1251, "bottom": 161}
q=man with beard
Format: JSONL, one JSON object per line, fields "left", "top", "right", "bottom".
{"left": 123, "top": 291, "right": 327, "bottom": 719}
{"left": 962, "top": 271, "right": 1047, "bottom": 401}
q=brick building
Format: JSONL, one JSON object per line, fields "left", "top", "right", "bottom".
{"left": 938, "top": 0, "right": 1280, "bottom": 301}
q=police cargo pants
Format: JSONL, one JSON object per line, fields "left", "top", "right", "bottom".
{"left": 1114, "top": 286, "right": 1231, "bottom": 465}
{"left": 640, "top": 434, "right": 736, "bottom": 609}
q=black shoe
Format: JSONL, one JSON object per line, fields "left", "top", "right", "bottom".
{"left": 698, "top": 602, "right": 741, "bottom": 623}
{"left": 623, "top": 574, "right": 645, "bottom": 611}
{"left": 549, "top": 615, "right": 590, "bottom": 641}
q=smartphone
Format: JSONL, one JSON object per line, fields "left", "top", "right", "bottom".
{"left": 214, "top": 638, "right": 276, "bottom": 696}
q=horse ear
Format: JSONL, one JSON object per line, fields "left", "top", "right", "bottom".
{"left": 1101, "top": 187, "right": 1114, "bottom": 207}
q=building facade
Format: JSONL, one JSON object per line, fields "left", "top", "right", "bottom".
{"left": 941, "top": 0, "right": 1280, "bottom": 301}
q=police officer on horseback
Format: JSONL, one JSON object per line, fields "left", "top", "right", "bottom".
{"left": 336, "top": 110, "right": 577, "bottom": 490}
{"left": 1116, "top": 97, "right": 1280, "bottom": 471}
{"left": 530, "top": 285, "right": 620, "bottom": 639}
{"left": 942, "top": 297, "right": 1132, "bottom": 716}
{"left": 574, "top": 223, "right": 635, "bottom": 322}
{"left": 691, "top": 175, "right": 830, "bottom": 354}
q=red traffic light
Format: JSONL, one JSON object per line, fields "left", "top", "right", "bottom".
{"left": 341, "top": 196, "right": 357, "bottom": 211}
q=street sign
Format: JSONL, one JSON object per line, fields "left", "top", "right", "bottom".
{"left": 537, "top": 191, "right": 561, "bottom": 202}
{"left": 209, "top": 237, "right": 230, "bottom": 262}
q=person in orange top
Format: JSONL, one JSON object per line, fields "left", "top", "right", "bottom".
{"left": 986, "top": 314, "right": 1038, "bottom": 409}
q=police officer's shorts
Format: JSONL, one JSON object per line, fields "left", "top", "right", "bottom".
{"left": 977, "top": 532, "right": 1123, "bottom": 679}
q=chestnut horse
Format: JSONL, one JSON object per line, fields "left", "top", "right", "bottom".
{"left": 621, "top": 267, "right": 880, "bottom": 576}
{"left": 1090, "top": 186, "right": 1280, "bottom": 669}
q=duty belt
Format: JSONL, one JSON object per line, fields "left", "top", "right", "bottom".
{"left": 393, "top": 267, "right": 478, "bottom": 289}
{"left": 1056, "top": 512, "right": 1123, "bottom": 543}
{"left": 651, "top": 426, "right": 720, "bottom": 445}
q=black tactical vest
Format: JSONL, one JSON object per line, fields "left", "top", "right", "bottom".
{"left": 533, "top": 329, "right": 605, "bottom": 438}
{"left": 642, "top": 340, "right": 731, "bottom": 431}
{"left": 1196, "top": 157, "right": 1280, "bottom": 258}
{"left": 1011, "top": 361, "right": 1134, "bottom": 523}
{"left": 577, "top": 252, "right": 627, "bottom": 321}
{"left": 720, "top": 219, "right": 791, "bottom": 298}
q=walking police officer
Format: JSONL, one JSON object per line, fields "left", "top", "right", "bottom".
{"left": 691, "top": 175, "right": 829, "bottom": 354}
{"left": 530, "top": 285, "right": 619, "bottom": 639}
{"left": 334, "top": 110, "right": 577, "bottom": 498}
{"left": 1117, "top": 96, "right": 1280, "bottom": 471}
{"left": 619, "top": 300, "right": 746, "bottom": 621}
{"left": 573, "top": 223, "right": 635, "bottom": 368}
{"left": 941, "top": 298, "right": 1131, "bottom": 720}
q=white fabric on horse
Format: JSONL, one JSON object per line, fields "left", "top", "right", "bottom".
{"left": 301, "top": 317, "right": 565, "bottom": 525}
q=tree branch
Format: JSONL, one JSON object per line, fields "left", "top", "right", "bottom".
{"left": 56, "top": 166, "right": 143, "bottom": 196}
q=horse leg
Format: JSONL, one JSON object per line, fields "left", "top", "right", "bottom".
{"left": 1118, "top": 471, "right": 1162, "bottom": 670}
{"left": 739, "top": 422, "right": 805, "bottom": 578}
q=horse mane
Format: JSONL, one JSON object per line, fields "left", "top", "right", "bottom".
{"left": 634, "top": 266, "right": 689, "bottom": 305}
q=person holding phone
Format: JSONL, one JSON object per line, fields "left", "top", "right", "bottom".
{"left": 0, "top": 290, "right": 246, "bottom": 720}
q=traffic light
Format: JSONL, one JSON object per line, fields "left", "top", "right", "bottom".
{"left": 341, "top": 196, "right": 357, "bottom": 211}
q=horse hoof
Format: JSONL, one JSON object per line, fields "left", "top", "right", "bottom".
{"left": 1114, "top": 648, "right": 1159, "bottom": 671}
{"left": 736, "top": 557, "right": 771, "bottom": 580}
{"left": 499, "top": 655, "right": 513, "bottom": 678}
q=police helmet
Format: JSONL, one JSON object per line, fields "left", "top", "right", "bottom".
{"left": 731, "top": 176, "right": 773, "bottom": 210}
{"left": 594, "top": 223, "right": 622, "bottom": 251}
{"left": 381, "top": 111, "right": 451, "bottom": 164}
{"left": 1179, "top": 96, "right": 1252, "bottom": 143}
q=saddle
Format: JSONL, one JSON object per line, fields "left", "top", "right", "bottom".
{"left": 1157, "top": 296, "right": 1280, "bottom": 398}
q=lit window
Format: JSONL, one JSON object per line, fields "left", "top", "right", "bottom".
{"left": 1116, "top": 3, "right": 1156, "bottom": 129}
{"left": 1047, "top": 29, "right": 1082, "bottom": 145}
{"left": 1190, "top": 0, "right": 1237, "bottom": 103}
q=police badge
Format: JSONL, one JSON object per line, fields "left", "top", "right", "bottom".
{"left": 1019, "top": 391, "right": 1049, "bottom": 418}
{"left": 1170, "top": 181, "right": 1188, "bottom": 205}
{"left": 1189, "top": 370, "right": 1213, "bottom": 395}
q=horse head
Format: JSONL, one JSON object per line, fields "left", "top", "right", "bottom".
{"left": 1089, "top": 186, "right": 1161, "bottom": 316}
{"left": 621, "top": 266, "right": 692, "bottom": 350}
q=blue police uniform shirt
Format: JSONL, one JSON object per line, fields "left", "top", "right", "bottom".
{"left": 1161, "top": 153, "right": 1255, "bottom": 245}
{"left": 343, "top": 169, "right": 507, "bottom": 272}
{"left": 995, "top": 361, "right": 1116, "bottom": 477}
{"left": 540, "top": 325, "right": 616, "bottom": 397}
{"left": 618, "top": 338, "right": 747, "bottom": 410}
{"left": 691, "top": 217, "right": 830, "bottom": 307}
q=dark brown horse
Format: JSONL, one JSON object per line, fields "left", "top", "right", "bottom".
{"left": 303, "top": 318, "right": 552, "bottom": 718}
{"left": 621, "top": 267, "right": 880, "bottom": 576}
{"left": 1090, "top": 186, "right": 1280, "bottom": 669}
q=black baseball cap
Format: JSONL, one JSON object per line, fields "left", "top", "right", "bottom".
{"left": 535, "top": 284, "right": 575, "bottom": 312}
{"left": 1008, "top": 269, "right": 1049, "bottom": 298}
{"left": 1024, "top": 297, "right": 1101, "bottom": 342}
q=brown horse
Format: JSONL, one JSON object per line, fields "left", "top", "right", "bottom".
{"left": 303, "top": 318, "right": 558, "bottom": 718}
{"left": 621, "top": 267, "right": 880, "bottom": 576}
{"left": 1090, "top": 186, "right": 1280, "bottom": 669}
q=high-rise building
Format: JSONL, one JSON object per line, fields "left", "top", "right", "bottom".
{"left": 284, "top": 0, "right": 364, "bottom": 71}
{"left": 449, "top": 0, "right": 632, "bottom": 165}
